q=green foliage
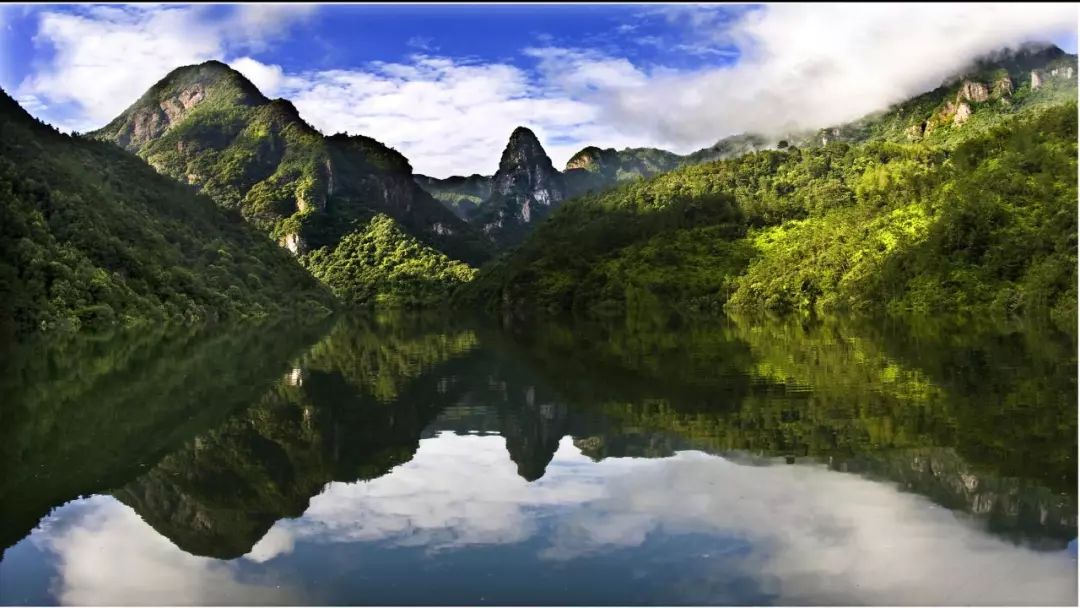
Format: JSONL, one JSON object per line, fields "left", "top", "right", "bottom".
{"left": 463, "top": 99, "right": 1077, "bottom": 330}
{"left": 303, "top": 214, "right": 476, "bottom": 308}
{"left": 730, "top": 103, "right": 1078, "bottom": 324}
{"left": 89, "top": 61, "right": 492, "bottom": 300}
{"left": 0, "top": 89, "right": 334, "bottom": 337}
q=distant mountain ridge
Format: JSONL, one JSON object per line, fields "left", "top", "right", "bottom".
{"left": 418, "top": 44, "right": 1078, "bottom": 249}
{"left": 455, "top": 44, "right": 1078, "bottom": 327}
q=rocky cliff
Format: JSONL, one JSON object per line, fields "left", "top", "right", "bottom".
{"left": 417, "top": 134, "right": 685, "bottom": 249}
{"left": 465, "top": 127, "right": 568, "bottom": 247}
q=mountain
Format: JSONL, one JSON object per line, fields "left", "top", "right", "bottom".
{"left": 413, "top": 173, "right": 492, "bottom": 220}
{"left": 416, "top": 130, "right": 686, "bottom": 248}
{"left": 456, "top": 46, "right": 1078, "bottom": 329}
{"left": 90, "top": 60, "right": 492, "bottom": 304}
{"left": 0, "top": 87, "right": 334, "bottom": 337}
{"left": 466, "top": 127, "right": 567, "bottom": 247}
{"left": 303, "top": 213, "right": 476, "bottom": 307}
{"left": 562, "top": 145, "right": 683, "bottom": 194}
{"left": 786, "top": 43, "right": 1078, "bottom": 149}
{"left": 680, "top": 133, "right": 773, "bottom": 165}
{"left": 0, "top": 318, "right": 330, "bottom": 556}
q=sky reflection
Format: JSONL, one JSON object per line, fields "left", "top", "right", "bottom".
{"left": 3, "top": 433, "right": 1075, "bottom": 606}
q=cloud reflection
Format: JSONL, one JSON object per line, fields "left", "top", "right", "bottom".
{"left": 18, "top": 434, "right": 1077, "bottom": 605}
{"left": 28, "top": 496, "right": 300, "bottom": 605}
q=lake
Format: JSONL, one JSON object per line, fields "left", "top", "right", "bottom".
{"left": 0, "top": 311, "right": 1076, "bottom": 605}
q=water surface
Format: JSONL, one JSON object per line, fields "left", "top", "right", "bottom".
{"left": 1, "top": 312, "right": 1075, "bottom": 605}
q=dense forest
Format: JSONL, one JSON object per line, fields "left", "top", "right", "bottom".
{"left": 0, "top": 88, "right": 334, "bottom": 338}
{"left": 301, "top": 213, "right": 477, "bottom": 308}
{"left": 459, "top": 71, "right": 1078, "bottom": 330}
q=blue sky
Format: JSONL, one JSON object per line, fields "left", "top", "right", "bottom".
{"left": 0, "top": 4, "right": 1075, "bottom": 177}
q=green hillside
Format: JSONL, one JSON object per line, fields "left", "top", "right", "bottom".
{"left": 90, "top": 61, "right": 491, "bottom": 303}
{"left": 458, "top": 54, "right": 1078, "bottom": 330}
{"left": 0, "top": 88, "right": 334, "bottom": 338}
{"left": 302, "top": 214, "right": 476, "bottom": 308}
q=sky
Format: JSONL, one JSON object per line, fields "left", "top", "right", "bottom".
{"left": 0, "top": 3, "right": 1076, "bottom": 177}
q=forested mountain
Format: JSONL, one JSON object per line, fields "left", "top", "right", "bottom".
{"left": 0, "top": 88, "right": 334, "bottom": 338}
{"left": 90, "top": 60, "right": 492, "bottom": 305}
{"left": 413, "top": 174, "right": 492, "bottom": 221}
{"left": 421, "top": 45, "right": 1079, "bottom": 254}
{"left": 457, "top": 47, "right": 1078, "bottom": 330}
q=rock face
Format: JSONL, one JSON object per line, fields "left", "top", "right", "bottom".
{"left": 471, "top": 127, "right": 568, "bottom": 247}
{"left": 101, "top": 62, "right": 267, "bottom": 151}
{"left": 416, "top": 137, "right": 682, "bottom": 249}
{"left": 1032, "top": 70, "right": 1044, "bottom": 90}
{"left": 564, "top": 146, "right": 610, "bottom": 171}
{"left": 958, "top": 80, "right": 990, "bottom": 103}
{"left": 1050, "top": 66, "right": 1075, "bottom": 79}
{"left": 993, "top": 75, "right": 1014, "bottom": 97}
{"left": 91, "top": 61, "right": 491, "bottom": 268}
{"left": 492, "top": 127, "right": 566, "bottom": 209}
{"left": 279, "top": 232, "right": 307, "bottom": 255}
{"left": 953, "top": 102, "right": 973, "bottom": 125}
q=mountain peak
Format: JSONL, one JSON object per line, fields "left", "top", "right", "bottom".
{"left": 499, "top": 126, "right": 550, "bottom": 169}
{"left": 510, "top": 125, "right": 539, "bottom": 139}
{"left": 91, "top": 60, "right": 268, "bottom": 150}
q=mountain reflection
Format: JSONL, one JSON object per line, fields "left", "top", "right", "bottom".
{"left": 13, "top": 435, "right": 1077, "bottom": 606}
{"left": 0, "top": 310, "right": 1075, "bottom": 605}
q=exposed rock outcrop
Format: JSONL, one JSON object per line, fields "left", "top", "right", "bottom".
{"left": 1050, "top": 66, "right": 1075, "bottom": 79}
{"left": 953, "top": 102, "right": 973, "bottom": 125}
{"left": 279, "top": 232, "right": 307, "bottom": 255}
{"left": 471, "top": 127, "right": 567, "bottom": 247}
{"left": 992, "top": 75, "right": 1013, "bottom": 97}
{"left": 958, "top": 80, "right": 990, "bottom": 103}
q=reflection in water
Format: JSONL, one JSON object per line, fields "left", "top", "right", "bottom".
{"left": 0, "top": 310, "right": 1075, "bottom": 605}
{"left": 10, "top": 436, "right": 1077, "bottom": 606}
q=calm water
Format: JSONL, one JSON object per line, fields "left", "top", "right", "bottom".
{"left": 0, "top": 311, "right": 1076, "bottom": 605}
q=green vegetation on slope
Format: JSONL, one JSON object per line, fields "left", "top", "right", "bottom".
{"left": 461, "top": 97, "right": 1077, "bottom": 329}
{"left": 90, "top": 60, "right": 491, "bottom": 304}
{"left": 413, "top": 174, "right": 492, "bottom": 221}
{"left": 0, "top": 88, "right": 334, "bottom": 337}
{"left": 302, "top": 214, "right": 477, "bottom": 308}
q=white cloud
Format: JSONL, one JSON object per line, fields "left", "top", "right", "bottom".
{"left": 595, "top": 3, "right": 1079, "bottom": 146}
{"left": 407, "top": 35, "right": 437, "bottom": 52}
{"left": 259, "top": 435, "right": 1077, "bottom": 605}
{"left": 28, "top": 496, "right": 301, "bottom": 605}
{"left": 15, "top": 5, "right": 313, "bottom": 132}
{"left": 246, "top": 55, "right": 647, "bottom": 177}
{"left": 11, "top": 3, "right": 1077, "bottom": 176}
{"left": 247, "top": 433, "right": 604, "bottom": 557}
{"left": 231, "top": 56, "right": 287, "bottom": 98}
